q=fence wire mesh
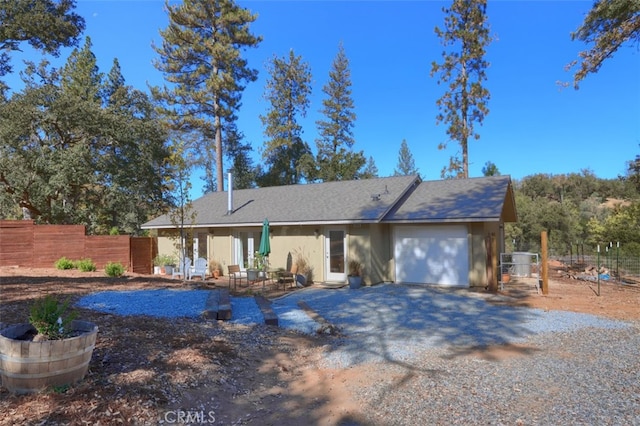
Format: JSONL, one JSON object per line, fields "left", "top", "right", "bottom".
{"left": 552, "top": 254, "right": 640, "bottom": 283}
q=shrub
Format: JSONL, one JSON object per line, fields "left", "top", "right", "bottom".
{"left": 153, "top": 253, "right": 175, "bottom": 266}
{"left": 105, "top": 261, "right": 125, "bottom": 277}
{"left": 76, "top": 258, "right": 96, "bottom": 272}
{"left": 348, "top": 260, "right": 362, "bottom": 276}
{"left": 29, "top": 295, "right": 78, "bottom": 340}
{"left": 55, "top": 257, "right": 75, "bottom": 270}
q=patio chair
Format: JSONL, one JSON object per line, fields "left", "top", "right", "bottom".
{"left": 277, "top": 264, "right": 298, "bottom": 290}
{"left": 172, "top": 257, "right": 192, "bottom": 280}
{"left": 188, "top": 257, "right": 208, "bottom": 280}
{"left": 227, "top": 264, "right": 247, "bottom": 289}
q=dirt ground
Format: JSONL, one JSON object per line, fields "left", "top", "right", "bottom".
{"left": 0, "top": 263, "right": 638, "bottom": 425}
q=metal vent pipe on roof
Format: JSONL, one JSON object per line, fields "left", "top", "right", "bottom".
{"left": 227, "top": 172, "right": 233, "bottom": 215}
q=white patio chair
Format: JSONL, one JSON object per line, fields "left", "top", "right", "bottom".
{"left": 172, "top": 256, "right": 192, "bottom": 280}
{"left": 188, "top": 257, "right": 208, "bottom": 280}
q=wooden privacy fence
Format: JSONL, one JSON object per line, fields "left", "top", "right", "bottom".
{"left": 0, "top": 220, "right": 156, "bottom": 274}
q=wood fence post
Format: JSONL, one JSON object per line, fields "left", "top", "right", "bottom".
{"left": 541, "top": 231, "right": 549, "bottom": 295}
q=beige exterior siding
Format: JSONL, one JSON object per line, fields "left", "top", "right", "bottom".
{"left": 363, "top": 224, "right": 393, "bottom": 285}
{"left": 154, "top": 220, "right": 507, "bottom": 287}
{"left": 347, "top": 224, "right": 369, "bottom": 285}
{"left": 209, "top": 227, "right": 231, "bottom": 274}
{"left": 468, "top": 221, "right": 503, "bottom": 288}
{"left": 144, "top": 176, "right": 516, "bottom": 287}
{"left": 469, "top": 223, "right": 487, "bottom": 287}
{"left": 157, "top": 229, "right": 178, "bottom": 264}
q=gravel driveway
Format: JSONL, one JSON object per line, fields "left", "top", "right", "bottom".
{"left": 77, "top": 284, "right": 638, "bottom": 424}
{"left": 79, "top": 283, "right": 629, "bottom": 369}
{"left": 269, "top": 285, "right": 638, "bottom": 424}
{"left": 266, "top": 284, "right": 629, "bottom": 368}
{"left": 352, "top": 324, "right": 640, "bottom": 425}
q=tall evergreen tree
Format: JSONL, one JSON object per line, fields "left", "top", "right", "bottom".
{"left": 49, "top": 37, "right": 104, "bottom": 225}
{"left": 481, "top": 160, "right": 500, "bottom": 176}
{"left": 361, "top": 156, "right": 379, "bottom": 179}
{"left": 259, "top": 50, "right": 312, "bottom": 186}
{"left": 225, "top": 122, "right": 256, "bottom": 189}
{"left": 568, "top": 0, "right": 640, "bottom": 89}
{"left": 313, "top": 43, "right": 365, "bottom": 181}
{"left": 99, "top": 58, "right": 172, "bottom": 234}
{"left": 431, "top": 0, "right": 491, "bottom": 179}
{"left": 394, "top": 139, "right": 419, "bottom": 177}
{"left": 60, "top": 36, "right": 102, "bottom": 107}
{"left": 152, "top": 0, "right": 261, "bottom": 192}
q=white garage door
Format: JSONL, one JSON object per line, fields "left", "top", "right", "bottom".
{"left": 394, "top": 225, "right": 469, "bottom": 287}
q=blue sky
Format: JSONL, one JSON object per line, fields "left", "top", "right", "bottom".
{"left": 6, "top": 0, "right": 639, "bottom": 196}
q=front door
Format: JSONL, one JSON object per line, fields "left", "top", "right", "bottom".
{"left": 325, "top": 228, "right": 346, "bottom": 282}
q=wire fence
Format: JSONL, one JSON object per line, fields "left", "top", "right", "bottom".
{"left": 552, "top": 254, "right": 640, "bottom": 280}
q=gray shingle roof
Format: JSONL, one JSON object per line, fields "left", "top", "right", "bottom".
{"left": 142, "top": 175, "right": 420, "bottom": 228}
{"left": 383, "top": 175, "right": 514, "bottom": 223}
{"left": 142, "top": 175, "right": 516, "bottom": 229}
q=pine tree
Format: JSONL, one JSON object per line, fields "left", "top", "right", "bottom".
{"left": 481, "top": 161, "right": 500, "bottom": 176}
{"left": 393, "top": 139, "right": 419, "bottom": 177}
{"left": 314, "top": 43, "right": 365, "bottom": 181}
{"left": 225, "top": 122, "right": 256, "bottom": 189}
{"left": 152, "top": 0, "right": 261, "bottom": 192}
{"left": 100, "top": 58, "right": 171, "bottom": 234}
{"left": 60, "top": 36, "right": 103, "bottom": 104}
{"left": 360, "top": 156, "right": 379, "bottom": 179}
{"left": 53, "top": 37, "right": 104, "bottom": 225}
{"left": 259, "top": 50, "right": 313, "bottom": 186}
{"left": 568, "top": 0, "right": 640, "bottom": 89}
{"left": 431, "top": 0, "right": 492, "bottom": 179}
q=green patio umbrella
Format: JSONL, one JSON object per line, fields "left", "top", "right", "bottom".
{"left": 258, "top": 218, "right": 270, "bottom": 257}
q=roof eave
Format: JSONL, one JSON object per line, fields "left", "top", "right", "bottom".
{"left": 501, "top": 178, "right": 518, "bottom": 223}
{"left": 142, "top": 219, "right": 384, "bottom": 229}
{"left": 383, "top": 217, "right": 502, "bottom": 224}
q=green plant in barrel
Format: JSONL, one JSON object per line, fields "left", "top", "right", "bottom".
{"left": 29, "top": 295, "right": 78, "bottom": 340}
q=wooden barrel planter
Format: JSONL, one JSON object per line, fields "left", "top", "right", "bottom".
{"left": 0, "top": 320, "right": 98, "bottom": 394}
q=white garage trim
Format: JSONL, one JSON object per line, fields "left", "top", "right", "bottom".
{"left": 394, "top": 225, "right": 469, "bottom": 287}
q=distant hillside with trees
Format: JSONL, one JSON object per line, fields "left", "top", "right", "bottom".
{"left": 506, "top": 155, "right": 640, "bottom": 257}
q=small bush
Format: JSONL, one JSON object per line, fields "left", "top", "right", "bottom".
{"left": 29, "top": 295, "right": 78, "bottom": 340}
{"left": 153, "top": 253, "right": 175, "bottom": 266}
{"left": 105, "top": 261, "right": 125, "bottom": 277}
{"left": 76, "top": 258, "right": 96, "bottom": 272}
{"left": 55, "top": 257, "right": 75, "bottom": 270}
